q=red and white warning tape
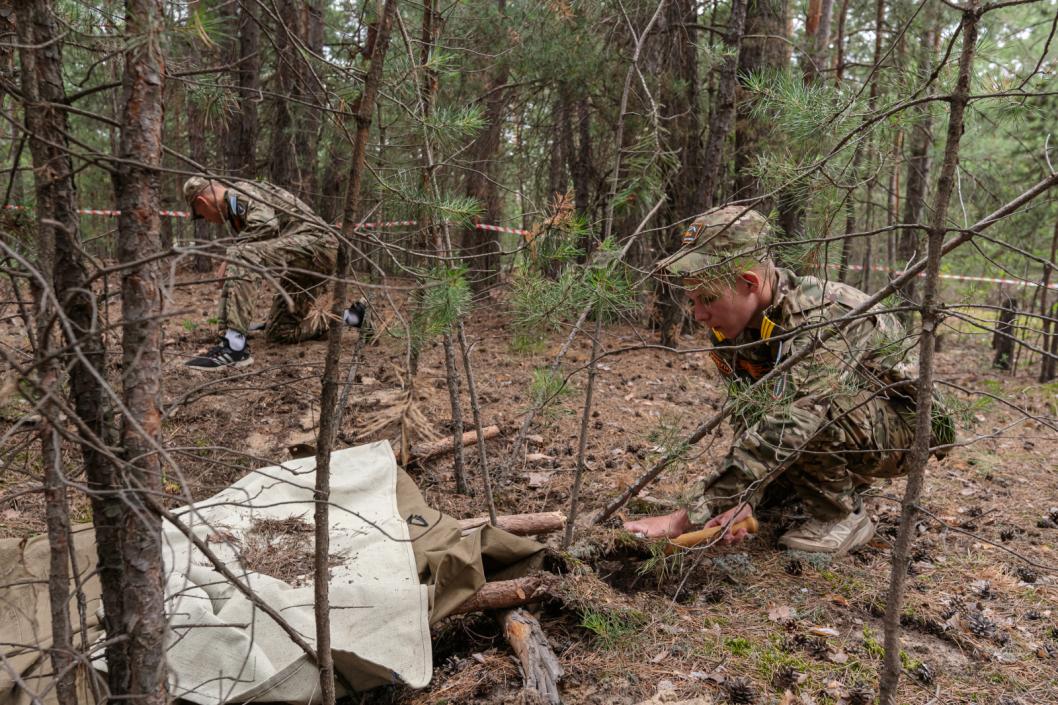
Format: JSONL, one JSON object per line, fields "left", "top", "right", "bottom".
{"left": 4, "top": 204, "right": 532, "bottom": 235}
{"left": 5, "top": 204, "right": 1052, "bottom": 288}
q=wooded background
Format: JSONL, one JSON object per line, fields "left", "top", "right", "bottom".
{"left": 2, "top": 1, "right": 1057, "bottom": 704}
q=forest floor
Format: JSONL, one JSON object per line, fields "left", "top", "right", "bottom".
{"left": 2, "top": 274, "right": 1057, "bottom": 705}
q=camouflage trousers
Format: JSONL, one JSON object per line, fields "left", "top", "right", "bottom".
{"left": 218, "top": 228, "right": 338, "bottom": 343}
{"left": 685, "top": 387, "right": 915, "bottom": 524}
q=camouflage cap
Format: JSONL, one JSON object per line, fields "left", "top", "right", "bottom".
{"left": 659, "top": 206, "right": 772, "bottom": 278}
{"left": 182, "top": 176, "right": 212, "bottom": 218}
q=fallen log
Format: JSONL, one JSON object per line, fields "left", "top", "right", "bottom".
{"left": 397, "top": 425, "right": 501, "bottom": 464}
{"left": 500, "top": 608, "right": 563, "bottom": 705}
{"left": 458, "top": 511, "right": 566, "bottom": 536}
{"left": 449, "top": 574, "right": 555, "bottom": 616}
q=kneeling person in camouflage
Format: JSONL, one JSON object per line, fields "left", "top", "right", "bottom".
{"left": 624, "top": 206, "right": 950, "bottom": 554}
{"left": 182, "top": 177, "right": 366, "bottom": 370}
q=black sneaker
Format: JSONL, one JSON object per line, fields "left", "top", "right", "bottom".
{"left": 185, "top": 339, "right": 253, "bottom": 371}
{"left": 343, "top": 300, "right": 367, "bottom": 328}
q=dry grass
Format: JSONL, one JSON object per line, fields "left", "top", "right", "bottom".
{"left": 237, "top": 516, "right": 346, "bottom": 586}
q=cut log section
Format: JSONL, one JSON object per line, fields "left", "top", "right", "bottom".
{"left": 449, "top": 574, "right": 555, "bottom": 616}
{"left": 458, "top": 511, "right": 566, "bottom": 536}
{"left": 396, "top": 425, "right": 501, "bottom": 464}
{"left": 500, "top": 608, "right": 563, "bottom": 705}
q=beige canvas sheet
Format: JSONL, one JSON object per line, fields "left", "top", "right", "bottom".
{"left": 0, "top": 441, "right": 543, "bottom": 705}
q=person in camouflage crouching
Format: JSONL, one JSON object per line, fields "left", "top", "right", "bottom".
{"left": 624, "top": 206, "right": 953, "bottom": 554}
{"left": 181, "top": 176, "right": 366, "bottom": 370}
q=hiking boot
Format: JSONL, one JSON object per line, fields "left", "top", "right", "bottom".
{"left": 778, "top": 508, "right": 875, "bottom": 555}
{"left": 185, "top": 338, "right": 253, "bottom": 371}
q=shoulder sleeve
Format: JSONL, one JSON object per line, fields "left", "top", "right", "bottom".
{"left": 235, "top": 182, "right": 279, "bottom": 240}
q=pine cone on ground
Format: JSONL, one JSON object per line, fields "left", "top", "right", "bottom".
{"left": 999, "top": 527, "right": 1016, "bottom": 542}
{"left": 1016, "top": 566, "right": 1038, "bottom": 583}
{"left": 912, "top": 661, "right": 935, "bottom": 685}
{"left": 770, "top": 665, "right": 801, "bottom": 692}
{"left": 848, "top": 686, "right": 876, "bottom": 705}
{"left": 966, "top": 612, "right": 996, "bottom": 639}
{"left": 725, "top": 676, "right": 757, "bottom": 704}
{"left": 784, "top": 558, "right": 804, "bottom": 576}
{"left": 807, "top": 636, "right": 830, "bottom": 659}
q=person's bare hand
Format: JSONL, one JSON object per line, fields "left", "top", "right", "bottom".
{"left": 623, "top": 508, "right": 693, "bottom": 539}
{"left": 703, "top": 503, "right": 754, "bottom": 544}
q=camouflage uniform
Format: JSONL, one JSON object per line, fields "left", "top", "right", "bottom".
{"left": 194, "top": 178, "right": 338, "bottom": 343}
{"left": 663, "top": 206, "right": 948, "bottom": 524}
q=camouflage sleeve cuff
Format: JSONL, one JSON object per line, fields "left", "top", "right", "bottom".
{"left": 681, "top": 466, "right": 759, "bottom": 526}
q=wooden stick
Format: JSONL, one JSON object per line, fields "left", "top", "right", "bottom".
{"left": 458, "top": 511, "right": 566, "bottom": 536}
{"left": 500, "top": 608, "right": 563, "bottom": 705}
{"left": 399, "top": 424, "right": 501, "bottom": 464}
{"left": 448, "top": 574, "right": 555, "bottom": 616}
{"left": 664, "top": 515, "right": 760, "bottom": 554}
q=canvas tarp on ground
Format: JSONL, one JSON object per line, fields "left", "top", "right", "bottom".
{"left": 0, "top": 441, "right": 543, "bottom": 705}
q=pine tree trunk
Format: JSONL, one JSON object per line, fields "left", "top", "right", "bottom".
{"left": 699, "top": 0, "right": 747, "bottom": 209}
{"left": 833, "top": 0, "right": 850, "bottom": 84}
{"left": 313, "top": 2, "right": 398, "bottom": 702}
{"left": 270, "top": 0, "right": 303, "bottom": 190}
{"left": 657, "top": 0, "right": 704, "bottom": 347}
{"left": 878, "top": 7, "right": 979, "bottom": 702}
{"left": 300, "top": 0, "right": 324, "bottom": 201}
{"left": 114, "top": 0, "right": 168, "bottom": 700}
{"left": 803, "top": 0, "right": 834, "bottom": 83}
{"left": 16, "top": 3, "right": 117, "bottom": 698}
{"left": 232, "top": 0, "right": 260, "bottom": 177}
{"left": 1039, "top": 217, "right": 1058, "bottom": 382}
{"left": 734, "top": 0, "right": 788, "bottom": 204}
{"left": 461, "top": 0, "right": 509, "bottom": 290}
{"left": 186, "top": 67, "right": 211, "bottom": 271}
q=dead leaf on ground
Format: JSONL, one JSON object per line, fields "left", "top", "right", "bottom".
{"left": 526, "top": 471, "right": 553, "bottom": 488}
{"left": 768, "top": 604, "right": 796, "bottom": 622}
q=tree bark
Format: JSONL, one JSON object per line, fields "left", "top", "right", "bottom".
{"left": 399, "top": 425, "right": 501, "bottom": 464}
{"left": 1038, "top": 217, "right": 1058, "bottom": 382}
{"left": 878, "top": 7, "right": 980, "bottom": 702}
{"left": 458, "top": 512, "right": 566, "bottom": 536}
{"left": 500, "top": 609, "right": 563, "bottom": 705}
{"left": 270, "top": 0, "right": 303, "bottom": 191}
{"left": 185, "top": 54, "right": 211, "bottom": 271}
{"left": 232, "top": 0, "right": 260, "bottom": 177}
{"left": 833, "top": 0, "right": 850, "bottom": 84}
{"left": 992, "top": 294, "right": 1017, "bottom": 371}
{"left": 899, "top": 15, "right": 939, "bottom": 313}
{"left": 572, "top": 95, "right": 593, "bottom": 220}
{"left": 449, "top": 574, "right": 557, "bottom": 615}
{"left": 115, "top": 0, "right": 168, "bottom": 701}
{"left": 734, "top": 0, "right": 788, "bottom": 204}
{"left": 564, "top": 314, "right": 602, "bottom": 548}
{"left": 657, "top": 0, "right": 704, "bottom": 346}
{"left": 699, "top": 0, "right": 747, "bottom": 208}
{"left": 460, "top": 1, "right": 509, "bottom": 290}
{"left": 803, "top": 0, "right": 834, "bottom": 83}
{"left": 313, "top": 2, "right": 398, "bottom": 702}
{"left": 16, "top": 2, "right": 121, "bottom": 698}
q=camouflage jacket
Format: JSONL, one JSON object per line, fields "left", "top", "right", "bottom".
{"left": 691, "top": 268, "right": 950, "bottom": 514}
{"left": 222, "top": 180, "right": 327, "bottom": 241}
